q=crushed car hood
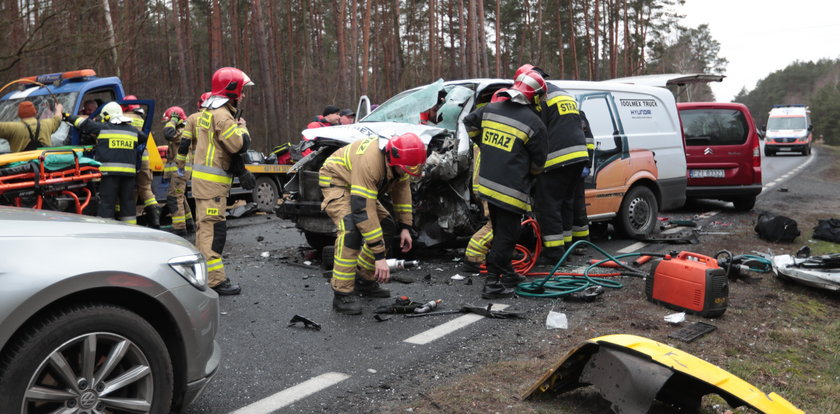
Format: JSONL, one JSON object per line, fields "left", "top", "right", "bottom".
{"left": 301, "top": 122, "right": 448, "bottom": 147}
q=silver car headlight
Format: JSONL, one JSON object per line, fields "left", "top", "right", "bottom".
{"left": 168, "top": 254, "right": 208, "bottom": 290}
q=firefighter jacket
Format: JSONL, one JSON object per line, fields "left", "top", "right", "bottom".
{"left": 124, "top": 112, "right": 145, "bottom": 130}
{"left": 463, "top": 101, "right": 548, "bottom": 214}
{"left": 69, "top": 116, "right": 144, "bottom": 176}
{"left": 580, "top": 110, "right": 595, "bottom": 162}
{"left": 176, "top": 112, "right": 200, "bottom": 171}
{"left": 163, "top": 118, "right": 185, "bottom": 161}
{"left": 192, "top": 104, "right": 250, "bottom": 199}
{"left": 0, "top": 115, "right": 62, "bottom": 153}
{"left": 318, "top": 137, "right": 413, "bottom": 259}
{"left": 538, "top": 84, "right": 589, "bottom": 171}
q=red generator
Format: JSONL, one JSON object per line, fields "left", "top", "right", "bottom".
{"left": 645, "top": 251, "right": 729, "bottom": 318}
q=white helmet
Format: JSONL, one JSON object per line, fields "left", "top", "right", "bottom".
{"left": 100, "top": 101, "right": 131, "bottom": 124}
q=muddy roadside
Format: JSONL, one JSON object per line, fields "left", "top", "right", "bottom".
{"left": 354, "top": 145, "right": 840, "bottom": 414}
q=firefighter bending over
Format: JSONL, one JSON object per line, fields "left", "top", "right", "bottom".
{"left": 192, "top": 67, "right": 256, "bottom": 296}
{"left": 319, "top": 133, "right": 427, "bottom": 315}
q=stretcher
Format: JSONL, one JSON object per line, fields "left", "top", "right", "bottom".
{"left": 0, "top": 147, "right": 101, "bottom": 214}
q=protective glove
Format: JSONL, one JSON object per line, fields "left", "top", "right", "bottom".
{"left": 177, "top": 167, "right": 185, "bottom": 177}
{"left": 239, "top": 171, "right": 256, "bottom": 190}
{"left": 581, "top": 166, "right": 591, "bottom": 177}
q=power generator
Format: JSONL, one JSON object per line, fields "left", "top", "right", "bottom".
{"left": 645, "top": 251, "right": 729, "bottom": 318}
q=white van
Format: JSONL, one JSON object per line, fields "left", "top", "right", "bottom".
{"left": 280, "top": 78, "right": 686, "bottom": 247}
{"left": 764, "top": 105, "right": 812, "bottom": 156}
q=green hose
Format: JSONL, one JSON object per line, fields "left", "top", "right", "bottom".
{"left": 515, "top": 240, "right": 646, "bottom": 298}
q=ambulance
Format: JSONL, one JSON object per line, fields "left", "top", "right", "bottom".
{"left": 764, "top": 105, "right": 812, "bottom": 156}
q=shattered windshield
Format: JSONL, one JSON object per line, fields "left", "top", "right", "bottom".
{"left": 0, "top": 92, "right": 78, "bottom": 122}
{"left": 767, "top": 116, "right": 806, "bottom": 130}
{"left": 362, "top": 80, "right": 475, "bottom": 132}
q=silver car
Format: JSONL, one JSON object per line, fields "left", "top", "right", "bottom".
{"left": 0, "top": 207, "right": 220, "bottom": 413}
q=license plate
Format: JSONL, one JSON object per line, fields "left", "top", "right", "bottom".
{"left": 780, "top": 147, "right": 792, "bottom": 151}
{"left": 690, "top": 169, "right": 725, "bottom": 178}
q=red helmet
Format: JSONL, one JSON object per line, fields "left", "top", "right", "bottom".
{"left": 162, "top": 106, "right": 187, "bottom": 122}
{"left": 211, "top": 67, "right": 253, "bottom": 100}
{"left": 121, "top": 94, "right": 140, "bottom": 111}
{"left": 510, "top": 70, "right": 547, "bottom": 104}
{"left": 385, "top": 133, "right": 427, "bottom": 176}
{"left": 490, "top": 88, "right": 510, "bottom": 103}
{"left": 513, "top": 63, "right": 548, "bottom": 80}
{"left": 198, "top": 92, "right": 212, "bottom": 109}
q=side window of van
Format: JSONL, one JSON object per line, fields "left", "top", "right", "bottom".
{"left": 580, "top": 96, "right": 618, "bottom": 150}
{"left": 681, "top": 109, "right": 748, "bottom": 146}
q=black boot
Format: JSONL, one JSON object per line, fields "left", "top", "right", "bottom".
{"left": 212, "top": 278, "right": 241, "bottom": 296}
{"left": 461, "top": 260, "right": 484, "bottom": 274}
{"left": 354, "top": 279, "right": 391, "bottom": 298}
{"left": 333, "top": 291, "right": 362, "bottom": 315}
{"left": 501, "top": 272, "right": 526, "bottom": 289}
{"left": 481, "top": 274, "right": 514, "bottom": 299}
{"left": 145, "top": 205, "right": 161, "bottom": 229}
{"left": 537, "top": 246, "right": 565, "bottom": 267}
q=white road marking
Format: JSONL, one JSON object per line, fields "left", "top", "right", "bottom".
{"left": 617, "top": 242, "right": 646, "bottom": 253}
{"left": 403, "top": 304, "right": 510, "bottom": 345}
{"left": 229, "top": 372, "right": 350, "bottom": 414}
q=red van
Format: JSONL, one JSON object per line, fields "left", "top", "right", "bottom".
{"left": 677, "top": 102, "right": 762, "bottom": 211}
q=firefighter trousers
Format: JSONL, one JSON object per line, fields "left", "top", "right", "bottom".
{"left": 533, "top": 163, "right": 584, "bottom": 256}
{"left": 136, "top": 150, "right": 157, "bottom": 208}
{"left": 486, "top": 203, "right": 521, "bottom": 277}
{"left": 167, "top": 173, "right": 193, "bottom": 230}
{"left": 322, "top": 186, "right": 390, "bottom": 294}
{"left": 99, "top": 175, "right": 137, "bottom": 224}
{"left": 196, "top": 196, "right": 228, "bottom": 288}
{"left": 465, "top": 199, "right": 492, "bottom": 265}
{"left": 562, "top": 176, "right": 589, "bottom": 245}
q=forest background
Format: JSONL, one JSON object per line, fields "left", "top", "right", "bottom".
{"left": 2, "top": 0, "right": 837, "bottom": 152}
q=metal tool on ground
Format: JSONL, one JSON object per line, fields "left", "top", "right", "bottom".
{"left": 646, "top": 251, "right": 729, "bottom": 318}
{"left": 713, "top": 249, "right": 772, "bottom": 282}
{"left": 414, "top": 299, "right": 442, "bottom": 313}
{"left": 386, "top": 258, "right": 420, "bottom": 272}
{"left": 287, "top": 314, "right": 321, "bottom": 330}
{"left": 375, "top": 295, "right": 423, "bottom": 314}
{"left": 405, "top": 303, "right": 525, "bottom": 319}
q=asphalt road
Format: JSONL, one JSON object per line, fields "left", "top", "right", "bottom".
{"left": 185, "top": 148, "right": 814, "bottom": 414}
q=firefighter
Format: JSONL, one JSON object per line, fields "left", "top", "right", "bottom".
{"left": 192, "top": 67, "right": 256, "bottom": 296}
{"left": 463, "top": 70, "right": 548, "bottom": 298}
{"left": 121, "top": 95, "right": 161, "bottom": 228}
{"left": 175, "top": 92, "right": 212, "bottom": 235}
{"left": 0, "top": 101, "right": 64, "bottom": 153}
{"left": 319, "top": 132, "right": 426, "bottom": 315}
{"left": 462, "top": 88, "right": 511, "bottom": 273}
{"left": 161, "top": 106, "right": 192, "bottom": 236}
{"left": 514, "top": 65, "right": 590, "bottom": 265}
{"left": 65, "top": 102, "right": 145, "bottom": 223}
{"left": 563, "top": 110, "right": 596, "bottom": 255}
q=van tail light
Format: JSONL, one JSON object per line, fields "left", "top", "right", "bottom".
{"left": 752, "top": 138, "right": 761, "bottom": 167}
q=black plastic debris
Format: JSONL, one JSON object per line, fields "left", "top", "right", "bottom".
{"left": 229, "top": 202, "right": 258, "bottom": 218}
{"left": 288, "top": 315, "right": 321, "bottom": 330}
{"left": 668, "top": 322, "right": 716, "bottom": 343}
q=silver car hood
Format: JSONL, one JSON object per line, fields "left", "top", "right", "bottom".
{"left": 300, "top": 122, "right": 448, "bottom": 147}
{"left": 0, "top": 206, "right": 193, "bottom": 247}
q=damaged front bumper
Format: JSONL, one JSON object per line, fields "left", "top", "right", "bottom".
{"left": 771, "top": 254, "right": 840, "bottom": 291}
{"left": 522, "top": 334, "right": 803, "bottom": 414}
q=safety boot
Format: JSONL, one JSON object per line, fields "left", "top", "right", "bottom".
{"left": 333, "top": 291, "right": 362, "bottom": 315}
{"left": 354, "top": 279, "right": 391, "bottom": 298}
{"left": 145, "top": 205, "right": 161, "bottom": 229}
{"left": 461, "top": 260, "right": 484, "bottom": 274}
{"left": 536, "top": 246, "right": 565, "bottom": 267}
{"left": 212, "top": 278, "right": 241, "bottom": 296}
{"left": 481, "top": 274, "right": 514, "bottom": 299}
{"left": 501, "top": 272, "right": 527, "bottom": 289}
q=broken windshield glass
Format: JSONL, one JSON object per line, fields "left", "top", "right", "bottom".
{"left": 363, "top": 79, "right": 445, "bottom": 125}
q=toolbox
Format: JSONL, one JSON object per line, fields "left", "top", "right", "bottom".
{"left": 646, "top": 251, "right": 729, "bottom": 318}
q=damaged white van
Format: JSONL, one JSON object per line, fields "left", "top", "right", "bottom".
{"left": 277, "top": 78, "right": 685, "bottom": 249}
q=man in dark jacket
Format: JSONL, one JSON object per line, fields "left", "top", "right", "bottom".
{"left": 66, "top": 102, "right": 145, "bottom": 223}
{"left": 463, "top": 70, "right": 548, "bottom": 299}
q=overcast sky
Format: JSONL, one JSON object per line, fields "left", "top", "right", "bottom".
{"left": 676, "top": 0, "right": 840, "bottom": 102}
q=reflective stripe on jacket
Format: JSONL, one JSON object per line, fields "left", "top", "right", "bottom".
{"left": 73, "top": 117, "right": 142, "bottom": 176}
{"left": 463, "top": 101, "right": 548, "bottom": 214}
{"left": 539, "top": 84, "right": 588, "bottom": 171}
{"left": 192, "top": 105, "right": 248, "bottom": 199}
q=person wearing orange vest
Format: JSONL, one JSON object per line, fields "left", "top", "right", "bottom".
{"left": 318, "top": 133, "right": 426, "bottom": 314}
{"left": 192, "top": 68, "right": 256, "bottom": 296}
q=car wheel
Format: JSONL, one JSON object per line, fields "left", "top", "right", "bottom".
{"left": 615, "top": 186, "right": 658, "bottom": 239}
{"left": 0, "top": 303, "right": 173, "bottom": 414}
{"left": 733, "top": 196, "right": 756, "bottom": 211}
{"left": 253, "top": 176, "right": 279, "bottom": 213}
{"left": 304, "top": 231, "right": 336, "bottom": 251}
